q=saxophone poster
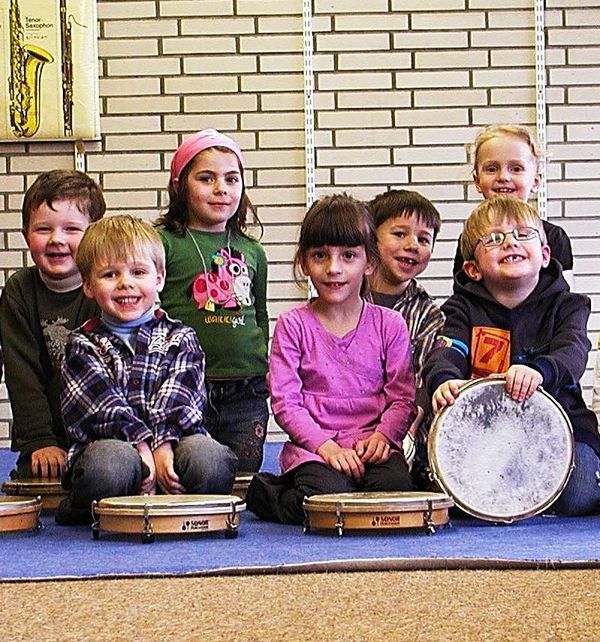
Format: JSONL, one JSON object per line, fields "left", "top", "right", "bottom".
{"left": 0, "top": 0, "right": 100, "bottom": 141}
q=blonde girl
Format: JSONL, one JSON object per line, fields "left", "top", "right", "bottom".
{"left": 454, "top": 124, "right": 573, "bottom": 286}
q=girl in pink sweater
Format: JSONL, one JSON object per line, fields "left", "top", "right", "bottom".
{"left": 246, "top": 194, "right": 416, "bottom": 524}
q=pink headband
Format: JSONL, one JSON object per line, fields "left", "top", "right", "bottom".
{"left": 169, "top": 129, "right": 244, "bottom": 182}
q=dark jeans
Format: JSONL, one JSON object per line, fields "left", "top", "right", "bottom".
{"left": 551, "top": 441, "right": 600, "bottom": 516}
{"left": 247, "top": 452, "right": 413, "bottom": 525}
{"left": 55, "top": 435, "right": 238, "bottom": 525}
{"left": 204, "top": 376, "right": 268, "bottom": 473}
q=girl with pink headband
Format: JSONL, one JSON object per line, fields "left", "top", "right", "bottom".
{"left": 156, "top": 129, "right": 269, "bottom": 474}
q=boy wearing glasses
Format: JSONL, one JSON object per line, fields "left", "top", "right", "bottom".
{"left": 423, "top": 195, "right": 600, "bottom": 516}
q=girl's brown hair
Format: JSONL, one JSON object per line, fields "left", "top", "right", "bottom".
{"left": 293, "top": 193, "right": 378, "bottom": 290}
{"left": 156, "top": 146, "right": 262, "bottom": 240}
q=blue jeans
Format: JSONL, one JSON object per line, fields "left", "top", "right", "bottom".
{"left": 204, "top": 376, "right": 268, "bottom": 472}
{"left": 56, "top": 435, "right": 237, "bottom": 525}
{"left": 551, "top": 441, "right": 600, "bottom": 516}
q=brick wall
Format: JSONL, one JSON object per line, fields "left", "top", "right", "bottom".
{"left": 0, "top": 0, "right": 599, "bottom": 447}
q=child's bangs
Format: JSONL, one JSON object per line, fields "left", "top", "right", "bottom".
{"left": 95, "top": 239, "right": 156, "bottom": 268}
{"left": 462, "top": 196, "right": 545, "bottom": 259}
{"left": 94, "top": 242, "right": 133, "bottom": 269}
{"left": 413, "top": 209, "right": 441, "bottom": 236}
{"left": 302, "top": 209, "right": 369, "bottom": 249}
{"left": 487, "top": 202, "right": 542, "bottom": 233}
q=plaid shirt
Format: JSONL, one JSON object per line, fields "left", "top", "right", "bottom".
{"left": 370, "top": 279, "right": 444, "bottom": 388}
{"left": 61, "top": 310, "right": 206, "bottom": 470}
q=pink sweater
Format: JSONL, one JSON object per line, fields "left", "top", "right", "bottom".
{"left": 269, "top": 301, "right": 416, "bottom": 474}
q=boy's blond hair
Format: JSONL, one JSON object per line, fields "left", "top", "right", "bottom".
{"left": 460, "top": 196, "right": 547, "bottom": 261}
{"left": 472, "top": 124, "right": 545, "bottom": 173}
{"left": 76, "top": 215, "right": 165, "bottom": 281}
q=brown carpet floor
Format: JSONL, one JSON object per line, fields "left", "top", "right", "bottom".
{"left": 2, "top": 569, "right": 600, "bottom": 641}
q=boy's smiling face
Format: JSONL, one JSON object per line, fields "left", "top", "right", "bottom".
{"left": 463, "top": 217, "right": 550, "bottom": 294}
{"left": 23, "top": 199, "right": 91, "bottom": 282}
{"left": 83, "top": 252, "right": 164, "bottom": 322}
{"left": 374, "top": 212, "right": 435, "bottom": 295}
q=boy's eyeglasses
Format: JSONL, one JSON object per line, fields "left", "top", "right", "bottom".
{"left": 477, "top": 226, "right": 540, "bottom": 249}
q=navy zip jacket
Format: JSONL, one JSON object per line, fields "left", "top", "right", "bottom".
{"left": 423, "top": 259, "right": 600, "bottom": 454}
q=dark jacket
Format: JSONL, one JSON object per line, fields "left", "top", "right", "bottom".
{"left": 0, "top": 268, "right": 98, "bottom": 458}
{"left": 423, "top": 260, "right": 600, "bottom": 453}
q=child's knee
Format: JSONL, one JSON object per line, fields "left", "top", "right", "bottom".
{"left": 363, "top": 455, "right": 413, "bottom": 493}
{"left": 71, "top": 440, "right": 141, "bottom": 497}
{"left": 176, "top": 434, "right": 237, "bottom": 493}
{"left": 551, "top": 442, "right": 600, "bottom": 516}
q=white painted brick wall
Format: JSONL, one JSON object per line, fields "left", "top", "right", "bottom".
{"left": 0, "top": 2, "right": 599, "bottom": 448}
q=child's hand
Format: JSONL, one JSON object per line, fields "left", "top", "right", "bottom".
{"left": 136, "top": 441, "right": 156, "bottom": 495}
{"left": 354, "top": 432, "right": 391, "bottom": 465}
{"left": 30, "top": 446, "right": 66, "bottom": 478}
{"left": 153, "top": 442, "right": 186, "bottom": 495}
{"left": 432, "top": 379, "right": 469, "bottom": 414}
{"left": 505, "top": 365, "right": 542, "bottom": 402}
{"left": 317, "top": 439, "right": 365, "bottom": 481}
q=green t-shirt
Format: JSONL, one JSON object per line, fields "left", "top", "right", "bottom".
{"left": 159, "top": 228, "right": 268, "bottom": 379}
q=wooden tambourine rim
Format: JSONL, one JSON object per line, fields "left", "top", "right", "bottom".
{"left": 428, "top": 377, "right": 575, "bottom": 523}
{"left": 95, "top": 494, "right": 245, "bottom": 516}
{"left": 303, "top": 491, "right": 453, "bottom": 532}
{"left": 0, "top": 496, "right": 42, "bottom": 532}
{"left": 304, "top": 491, "right": 454, "bottom": 513}
{"left": 93, "top": 494, "right": 245, "bottom": 536}
{"left": 2, "top": 478, "right": 67, "bottom": 510}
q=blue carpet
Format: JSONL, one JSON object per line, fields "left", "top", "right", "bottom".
{"left": 1, "top": 445, "right": 600, "bottom": 581}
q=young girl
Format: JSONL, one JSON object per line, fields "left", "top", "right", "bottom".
{"left": 453, "top": 124, "right": 574, "bottom": 287}
{"left": 156, "top": 129, "right": 269, "bottom": 472}
{"left": 246, "top": 194, "right": 416, "bottom": 524}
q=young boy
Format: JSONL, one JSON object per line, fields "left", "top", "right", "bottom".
{"left": 369, "top": 189, "right": 444, "bottom": 387}
{"left": 0, "top": 170, "right": 105, "bottom": 480}
{"left": 369, "top": 189, "right": 444, "bottom": 476}
{"left": 56, "top": 215, "right": 237, "bottom": 525}
{"left": 423, "top": 195, "right": 600, "bottom": 516}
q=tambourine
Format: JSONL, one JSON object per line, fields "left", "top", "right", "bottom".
{"left": 428, "top": 376, "right": 574, "bottom": 523}
{"left": 0, "top": 496, "right": 42, "bottom": 533}
{"left": 303, "top": 491, "right": 453, "bottom": 536}
{"left": 91, "top": 494, "right": 246, "bottom": 543}
{"left": 2, "top": 478, "right": 67, "bottom": 511}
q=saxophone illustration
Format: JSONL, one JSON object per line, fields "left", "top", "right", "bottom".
{"left": 8, "top": 0, "right": 54, "bottom": 137}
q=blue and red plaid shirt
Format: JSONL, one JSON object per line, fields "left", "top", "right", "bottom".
{"left": 61, "top": 309, "right": 206, "bottom": 471}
